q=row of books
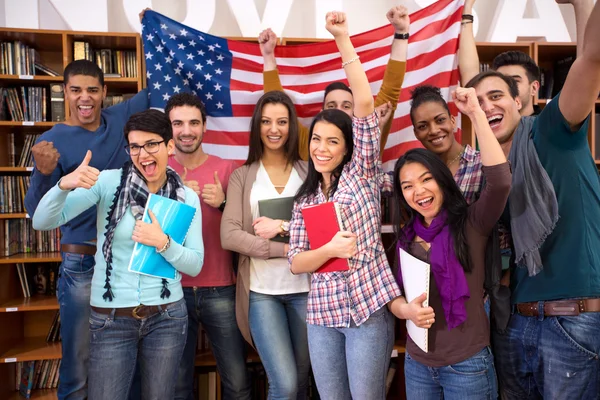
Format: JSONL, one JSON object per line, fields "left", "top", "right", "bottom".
{"left": 0, "top": 219, "right": 61, "bottom": 256}
{"left": 16, "top": 359, "right": 61, "bottom": 398}
{"left": 6, "top": 133, "right": 40, "bottom": 167}
{"left": 0, "top": 41, "right": 57, "bottom": 76}
{"left": 16, "top": 263, "right": 59, "bottom": 297}
{"left": 0, "top": 175, "right": 30, "bottom": 213}
{"left": 73, "top": 41, "right": 138, "bottom": 78}
{"left": 1, "top": 86, "right": 48, "bottom": 122}
{"left": 46, "top": 310, "right": 61, "bottom": 343}
{"left": 103, "top": 93, "right": 134, "bottom": 108}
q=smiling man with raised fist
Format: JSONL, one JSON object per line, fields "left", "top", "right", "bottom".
{"left": 24, "top": 59, "right": 149, "bottom": 400}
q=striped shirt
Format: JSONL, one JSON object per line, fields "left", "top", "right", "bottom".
{"left": 454, "top": 144, "right": 483, "bottom": 205}
{"left": 289, "top": 112, "right": 402, "bottom": 327}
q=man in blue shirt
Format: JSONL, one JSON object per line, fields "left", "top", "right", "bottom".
{"left": 466, "top": 2, "right": 600, "bottom": 398}
{"left": 24, "top": 59, "right": 148, "bottom": 400}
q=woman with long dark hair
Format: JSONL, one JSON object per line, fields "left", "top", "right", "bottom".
{"left": 388, "top": 87, "right": 511, "bottom": 399}
{"left": 221, "top": 90, "right": 311, "bottom": 399}
{"left": 288, "top": 11, "right": 401, "bottom": 400}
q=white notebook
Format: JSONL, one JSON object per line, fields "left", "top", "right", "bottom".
{"left": 399, "top": 247, "right": 431, "bottom": 353}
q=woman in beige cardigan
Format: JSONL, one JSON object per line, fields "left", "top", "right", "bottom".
{"left": 221, "top": 91, "right": 311, "bottom": 399}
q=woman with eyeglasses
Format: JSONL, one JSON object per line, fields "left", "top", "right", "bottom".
{"left": 33, "top": 109, "right": 204, "bottom": 400}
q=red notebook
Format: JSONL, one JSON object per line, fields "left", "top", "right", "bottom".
{"left": 301, "top": 201, "right": 349, "bottom": 273}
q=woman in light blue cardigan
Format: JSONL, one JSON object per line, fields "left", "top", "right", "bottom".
{"left": 33, "top": 109, "right": 204, "bottom": 400}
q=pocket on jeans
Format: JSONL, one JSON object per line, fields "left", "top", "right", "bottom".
{"left": 447, "top": 348, "right": 490, "bottom": 376}
{"left": 164, "top": 300, "right": 188, "bottom": 320}
{"left": 551, "top": 314, "right": 600, "bottom": 358}
{"left": 89, "top": 310, "right": 111, "bottom": 332}
{"left": 62, "top": 252, "right": 95, "bottom": 275}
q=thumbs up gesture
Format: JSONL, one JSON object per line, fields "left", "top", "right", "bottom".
{"left": 58, "top": 150, "right": 100, "bottom": 191}
{"left": 202, "top": 171, "right": 225, "bottom": 208}
{"left": 181, "top": 167, "right": 201, "bottom": 196}
{"left": 131, "top": 209, "right": 169, "bottom": 249}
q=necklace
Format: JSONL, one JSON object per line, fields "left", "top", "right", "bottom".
{"left": 447, "top": 146, "right": 464, "bottom": 167}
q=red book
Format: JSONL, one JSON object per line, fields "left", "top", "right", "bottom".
{"left": 301, "top": 202, "right": 349, "bottom": 273}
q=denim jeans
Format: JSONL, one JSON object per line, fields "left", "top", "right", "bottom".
{"left": 175, "top": 286, "right": 251, "bottom": 400}
{"left": 404, "top": 346, "right": 498, "bottom": 400}
{"left": 88, "top": 298, "right": 188, "bottom": 400}
{"left": 493, "top": 308, "right": 600, "bottom": 399}
{"left": 57, "top": 252, "right": 94, "bottom": 400}
{"left": 307, "top": 306, "right": 395, "bottom": 400}
{"left": 249, "top": 291, "right": 310, "bottom": 400}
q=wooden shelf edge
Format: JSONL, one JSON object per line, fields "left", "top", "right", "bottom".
{"left": 0, "top": 167, "right": 33, "bottom": 173}
{"left": 0, "top": 213, "right": 30, "bottom": 219}
{"left": 0, "top": 74, "right": 61, "bottom": 81}
{"left": 0, "top": 253, "right": 61, "bottom": 264}
{"left": 0, "top": 296, "right": 59, "bottom": 312}
{"left": 0, "top": 337, "right": 61, "bottom": 363}
{"left": 0, "top": 121, "right": 57, "bottom": 127}
{"left": 7, "top": 388, "right": 57, "bottom": 400}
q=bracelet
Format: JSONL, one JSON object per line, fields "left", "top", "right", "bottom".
{"left": 341, "top": 56, "right": 360, "bottom": 68}
{"left": 461, "top": 21, "right": 473, "bottom": 26}
{"left": 157, "top": 234, "right": 171, "bottom": 254}
{"left": 462, "top": 14, "right": 474, "bottom": 22}
{"left": 218, "top": 198, "right": 227, "bottom": 212}
{"left": 394, "top": 32, "right": 409, "bottom": 40}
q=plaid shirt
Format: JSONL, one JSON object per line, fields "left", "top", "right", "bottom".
{"left": 289, "top": 112, "right": 401, "bottom": 328}
{"left": 454, "top": 144, "right": 483, "bottom": 205}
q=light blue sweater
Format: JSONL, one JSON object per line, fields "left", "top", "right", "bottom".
{"left": 33, "top": 168, "right": 204, "bottom": 307}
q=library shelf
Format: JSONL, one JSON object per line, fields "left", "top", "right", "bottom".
{"left": 0, "top": 296, "right": 58, "bottom": 313}
{"left": 8, "top": 388, "right": 57, "bottom": 400}
{"left": 0, "top": 336, "right": 60, "bottom": 363}
{"left": 0, "top": 121, "right": 57, "bottom": 128}
{"left": 0, "top": 75, "right": 62, "bottom": 84}
{"left": 0, "top": 253, "right": 61, "bottom": 264}
{"left": 0, "top": 213, "right": 29, "bottom": 219}
{"left": 0, "top": 167, "right": 33, "bottom": 173}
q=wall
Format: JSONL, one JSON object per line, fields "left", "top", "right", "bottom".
{"left": 0, "top": 0, "right": 594, "bottom": 43}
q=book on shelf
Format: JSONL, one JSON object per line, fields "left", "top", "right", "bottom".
{"left": 16, "top": 263, "right": 59, "bottom": 298}
{"left": 49, "top": 83, "right": 65, "bottom": 122}
{"left": 0, "top": 41, "right": 36, "bottom": 76}
{"left": 0, "top": 219, "right": 60, "bottom": 256}
{"left": 128, "top": 193, "right": 197, "bottom": 279}
{"left": 0, "top": 174, "right": 32, "bottom": 212}
{"left": 1, "top": 87, "right": 47, "bottom": 122}
{"left": 103, "top": 93, "right": 134, "bottom": 109}
{"left": 6, "top": 133, "right": 40, "bottom": 167}
{"left": 18, "top": 360, "right": 35, "bottom": 399}
{"left": 301, "top": 201, "right": 349, "bottom": 273}
{"left": 15, "top": 359, "right": 61, "bottom": 393}
{"left": 34, "top": 62, "right": 60, "bottom": 77}
{"left": 46, "top": 310, "right": 61, "bottom": 343}
{"left": 73, "top": 41, "right": 138, "bottom": 78}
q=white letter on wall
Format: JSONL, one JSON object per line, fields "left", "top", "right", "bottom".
{"left": 48, "top": 0, "right": 108, "bottom": 31}
{"left": 123, "top": 0, "right": 216, "bottom": 34}
{"left": 225, "top": 0, "right": 294, "bottom": 37}
{"left": 488, "top": 0, "right": 570, "bottom": 42}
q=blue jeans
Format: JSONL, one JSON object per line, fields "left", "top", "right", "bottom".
{"left": 404, "top": 346, "right": 498, "bottom": 400}
{"left": 175, "top": 286, "right": 251, "bottom": 400}
{"left": 249, "top": 291, "right": 310, "bottom": 400}
{"left": 88, "top": 298, "right": 188, "bottom": 400}
{"left": 307, "top": 306, "right": 395, "bottom": 400}
{"left": 493, "top": 308, "right": 600, "bottom": 399}
{"left": 57, "top": 252, "right": 94, "bottom": 400}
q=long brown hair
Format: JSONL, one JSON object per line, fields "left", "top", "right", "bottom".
{"left": 244, "top": 91, "right": 300, "bottom": 165}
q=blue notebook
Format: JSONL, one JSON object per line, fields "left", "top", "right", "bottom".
{"left": 128, "top": 193, "right": 197, "bottom": 279}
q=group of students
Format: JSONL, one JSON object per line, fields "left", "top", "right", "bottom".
{"left": 24, "top": 0, "right": 600, "bottom": 399}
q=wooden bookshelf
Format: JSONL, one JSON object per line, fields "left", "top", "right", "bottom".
{"left": 8, "top": 388, "right": 57, "bottom": 399}
{"left": 0, "top": 253, "right": 61, "bottom": 264}
{"left": 0, "top": 337, "right": 60, "bottom": 363}
{"left": 0, "top": 296, "right": 58, "bottom": 312}
{"left": 0, "top": 213, "right": 29, "bottom": 219}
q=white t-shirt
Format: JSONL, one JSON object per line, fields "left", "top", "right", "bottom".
{"left": 249, "top": 162, "right": 310, "bottom": 295}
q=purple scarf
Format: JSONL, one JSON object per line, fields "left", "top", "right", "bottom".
{"left": 397, "top": 211, "right": 470, "bottom": 329}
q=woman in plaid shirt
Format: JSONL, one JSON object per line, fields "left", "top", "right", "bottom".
{"left": 288, "top": 11, "right": 402, "bottom": 400}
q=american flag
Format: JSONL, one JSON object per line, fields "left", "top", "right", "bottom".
{"left": 142, "top": 0, "right": 463, "bottom": 170}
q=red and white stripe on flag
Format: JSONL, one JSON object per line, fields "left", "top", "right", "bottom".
{"left": 202, "top": 0, "right": 463, "bottom": 170}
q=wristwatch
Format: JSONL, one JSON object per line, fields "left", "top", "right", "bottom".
{"left": 218, "top": 198, "right": 227, "bottom": 212}
{"left": 279, "top": 220, "right": 290, "bottom": 237}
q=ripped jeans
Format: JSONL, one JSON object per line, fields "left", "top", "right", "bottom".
{"left": 493, "top": 307, "right": 600, "bottom": 399}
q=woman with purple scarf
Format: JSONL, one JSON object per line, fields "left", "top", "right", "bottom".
{"left": 388, "top": 87, "right": 511, "bottom": 400}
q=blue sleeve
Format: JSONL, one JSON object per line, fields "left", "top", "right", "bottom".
{"left": 106, "top": 88, "right": 149, "bottom": 120}
{"left": 532, "top": 92, "right": 590, "bottom": 151}
{"left": 160, "top": 188, "right": 204, "bottom": 277}
{"left": 25, "top": 166, "right": 62, "bottom": 216}
{"left": 32, "top": 174, "right": 105, "bottom": 231}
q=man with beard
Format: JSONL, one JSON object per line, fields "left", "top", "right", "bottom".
{"left": 165, "top": 93, "right": 251, "bottom": 400}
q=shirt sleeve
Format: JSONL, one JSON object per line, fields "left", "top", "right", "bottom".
{"left": 350, "top": 111, "right": 381, "bottom": 180}
{"left": 468, "top": 162, "right": 512, "bottom": 236}
{"left": 375, "top": 59, "right": 406, "bottom": 154}
{"left": 160, "top": 190, "right": 204, "bottom": 277}
{"left": 288, "top": 200, "right": 310, "bottom": 264}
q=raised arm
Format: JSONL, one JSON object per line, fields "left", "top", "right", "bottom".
{"left": 558, "top": 0, "right": 600, "bottom": 128}
{"left": 459, "top": 0, "right": 480, "bottom": 85}
{"left": 376, "top": 6, "right": 410, "bottom": 152}
{"left": 220, "top": 167, "right": 287, "bottom": 258}
{"left": 557, "top": 0, "right": 594, "bottom": 57}
{"left": 25, "top": 139, "right": 61, "bottom": 216}
{"left": 326, "top": 11, "right": 373, "bottom": 118}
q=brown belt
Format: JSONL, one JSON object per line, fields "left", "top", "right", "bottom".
{"left": 61, "top": 243, "right": 96, "bottom": 256}
{"left": 91, "top": 301, "right": 178, "bottom": 320}
{"left": 516, "top": 298, "right": 600, "bottom": 317}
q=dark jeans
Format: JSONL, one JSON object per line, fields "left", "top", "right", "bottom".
{"left": 175, "top": 286, "right": 251, "bottom": 400}
{"left": 57, "top": 252, "right": 94, "bottom": 400}
{"left": 88, "top": 298, "right": 188, "bottom": 400}
{"left": 493, "top": 306, "right": 600, "bottom": 399}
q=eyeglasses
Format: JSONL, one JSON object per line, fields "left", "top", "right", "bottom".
{"left": 125, "top": 140, "right": 165, "bottom": 156}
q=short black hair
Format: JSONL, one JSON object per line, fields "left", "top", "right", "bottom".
{"left": 492, "top": 51, "right": 540, "bottom": 83}
{"left": 323, "top": 81, "right": 352, "bottom": 106}
{"left": 409, "top": 85, "right": 451, "bottom": 124}
{"left": 164, "top": 92, "right": 207, "bottom": 124}
{"left": 465, "top": 70, "right": 520, "bottom": 100}
{"left": 63, "top": 59, "right": 104, "bottom": 87}
{"left": 124, "top": 109, "right": 172, "bottom": 143}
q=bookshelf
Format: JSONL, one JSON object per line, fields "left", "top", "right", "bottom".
{"left": 0, "top": 27, "right": 143, "bottom": 400}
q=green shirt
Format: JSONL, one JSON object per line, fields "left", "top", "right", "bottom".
{"left": 511, "top": 94, "right": 600, "bottom": 303}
